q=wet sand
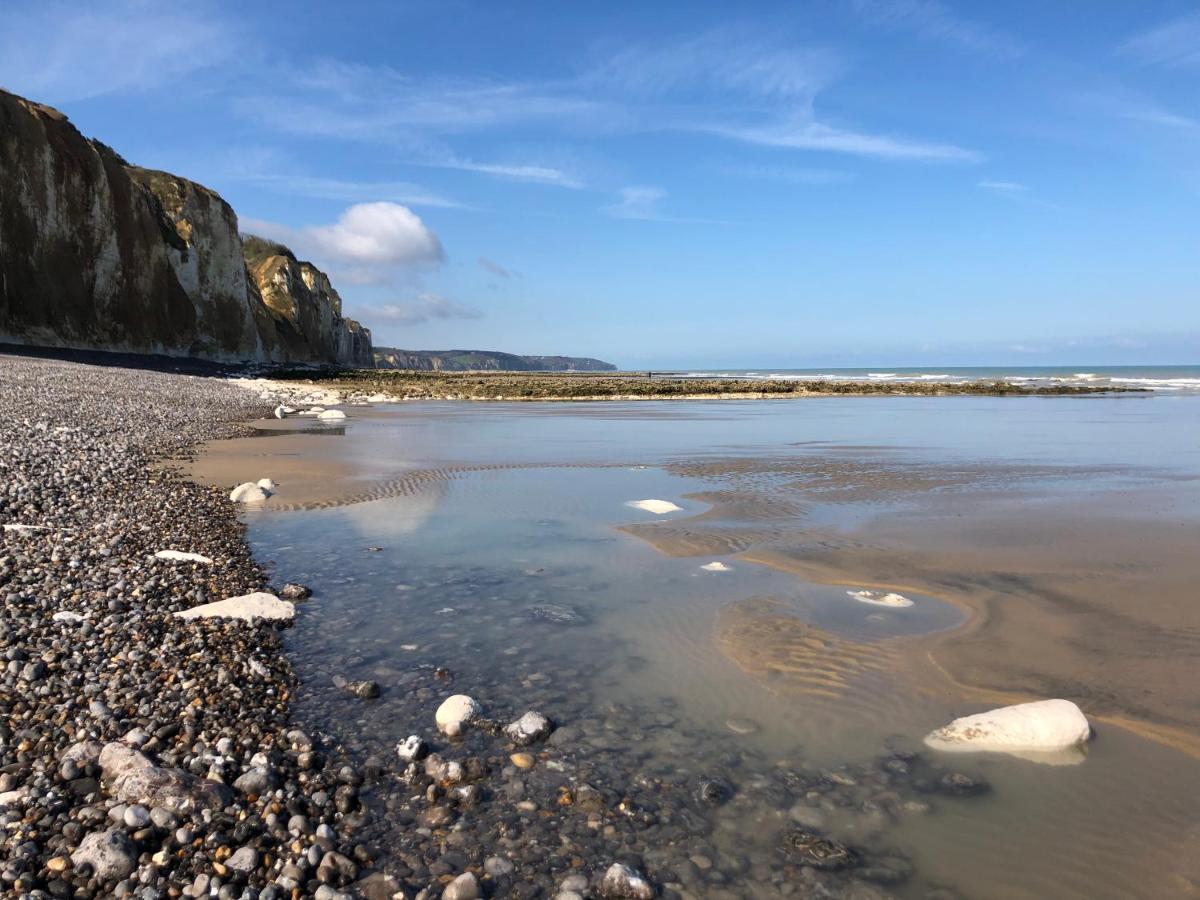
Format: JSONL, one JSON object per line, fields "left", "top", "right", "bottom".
{"left": 623, "top": 466, "right": 1200, "bottom": 756}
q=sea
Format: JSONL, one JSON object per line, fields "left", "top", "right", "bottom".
{"left": 673, "top": 364, "right": 1200, "bottom": 392}
{"left": 194, "top": 381, "right": 1200, "bottom": 899}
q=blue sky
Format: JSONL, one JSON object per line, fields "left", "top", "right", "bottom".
{"left": 1, "top": 0, "right": 1197, "bottom": 368}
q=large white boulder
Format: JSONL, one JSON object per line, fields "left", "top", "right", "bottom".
{"left": 924, "top": 699, "right": 1091, "bottom": 757}
{"left": 626, "top": 499, "right": 682, "bottom": 515}
{"left": 174, "top": 592, "right": 294, "bottom": 623}
{"left": 436, "top": 695, "right": 481, "bottom": 737}
{"left": 317, "top": 409, "right": 347, "bottom": 421}
{"left": 230, "top": 482, "right": 271, "bottom": 503}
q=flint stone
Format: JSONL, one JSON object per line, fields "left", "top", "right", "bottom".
{"left": 436, "top": 695, "right": 481, "bottom": 737}
{"left": 443, "top": 872, "right": 480, "bottom": 900}
{"left": 71, "top": 829, "right": 136, "bottom": 882}
{"left": 505, "top": 711, "right": 554, "bottom": 746}
{"left": 600, "top": 863, "right": 656, "bottom": 898}
{"left": 174, "top": 592, "right": 294, "bottom": 622}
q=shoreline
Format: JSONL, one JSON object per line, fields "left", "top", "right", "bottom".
{"left": 0, "top": 355, "right": 387, "bottom": 897}
{"left": 248, "top": 370, "right": 1145, "bottom": 403}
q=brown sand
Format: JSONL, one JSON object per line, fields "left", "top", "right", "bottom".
{"left": 624, "top": 457, "right": 1200, "bottom": 756}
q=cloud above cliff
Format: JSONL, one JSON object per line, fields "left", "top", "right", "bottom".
{"left": 242, "top": 202, "right": 444, "bottom": 270}
{"left": 351, "top": 294, "right": 482, "bottom": 326}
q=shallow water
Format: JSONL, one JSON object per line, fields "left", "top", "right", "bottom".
{"left": 203, "top": 395, "right": 1200, "bottom": 899}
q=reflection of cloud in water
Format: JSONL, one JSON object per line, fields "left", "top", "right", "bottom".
{"left": 337, "top": 481, "right": 446, "bottom": 541}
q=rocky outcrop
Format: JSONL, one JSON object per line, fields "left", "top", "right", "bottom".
{"left": 0, "top": 89, "right": 371, "bottom": 366}
{"left": 243, "top": 237, "right": 373, "bottom": 367}
{"left": 374, "top": 347, "right": 616, "bottom": 371}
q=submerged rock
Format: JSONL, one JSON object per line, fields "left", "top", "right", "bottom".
{"left": 318, "top": 409, "right": 347, "bottom": 421}
{"left": 505, "top": 710, "right": 554, "bottom": 746}
{"left": 280, "top": 582, "right": 313, "bottom": 600}
{"left": 395, "top": 734, "right": 428, "bottom": 762}
{"left": 625, "top": 498, "right": 682, "bottom": 515}
{"left": 436, "top": 694, "right": 482, "bottom": 736}
{"left": 779, "top": 827, "right": 858, "bottom": 871}
{"left": 525, "top": 604, "right": 587, "bottom": 625}
{"left": 599, "top": 862, "right": 656, "bottom": 898}
{"left": 924, "top": 699, "right": 1091, "bottom": 757}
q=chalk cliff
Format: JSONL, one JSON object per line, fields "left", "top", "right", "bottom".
{"left": 0, "top": 89, "right": 371, "bottom": 366}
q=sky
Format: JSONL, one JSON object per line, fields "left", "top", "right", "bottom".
{"left": 1, "top": 0, "right": 1197, "bottom": 368}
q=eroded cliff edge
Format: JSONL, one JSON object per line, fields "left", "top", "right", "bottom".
{"left": 0, "top": 89, "right": 371, "bottom": 366}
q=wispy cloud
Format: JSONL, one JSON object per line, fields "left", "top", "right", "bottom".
{"left": 602, "top": 187, "right": 730, "bottom": 224}
{"left": 1120, "top": 13, "right": 1200, "bottom": 68}
{"left": 353, "top": 293, "right": 482, "bottom": 326}
{"left": 582, "top": 31, "right": 841, "bottom": 100}
{"left": 236, "top": 32, "right": 978, "bottom": 170}
{"left": 978, "top": 179, "right": 1028, "bottom": 194}
{"left": 478, "top": 257, "right": 513, "bottom": 278}
{"left": 977, "top": 179, "right": 1061, "bottom": 210}
{"left": 242, "top": 202, "right": 444, "bottom": 269}
{"left": 714, "top": 163, "right": 855, "bottom": 185}
{"left": 421, "top": 156, "right": 585, "bottom": 188}
{"left": 850, "top": 0, "right": 1024, "bottom": 58}
{"left": 604, "top": 187, "right": 668, "bottom": 220}
{"left": 0, "top": 0, "right": 233, "bottom": 102}
{"left": 234, "top": 173, "right": 464, "bottom": 209}
{"left": 707, "top": 117, "right": 981, "bottom": 161}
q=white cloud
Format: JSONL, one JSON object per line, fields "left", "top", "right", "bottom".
{"left": 1120, "top": 13, "right": 1200, "bottom": 68}
{"left": 354, "top": 294, "right": 482, "bottom": 326}
{"left": 0, "top": 0, "right": 232, "bottom": 102}
{"left": 309, "top": 203, "right": 444, "bottom": 265}
{"left": 243, "top": 203, "right": 444, "bottom": 268}
{"left": 850, "top": 0, "right": 1024, "bottom": 58}
{"left": 604, "top": 187, "right": 667, "bottom": 220}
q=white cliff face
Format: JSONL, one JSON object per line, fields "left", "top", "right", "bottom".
{"left": 0, "top": 88, "right": 370, "bottom": 367}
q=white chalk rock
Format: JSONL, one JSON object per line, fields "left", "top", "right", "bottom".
{"left": 154, "top": 550, "right": 213, "bottom": 564}
{"left": 436, "top": 695, "right": 482, "bottom": 737}
{"left": 273, "top": 405, "right": 287, "bottom": 419}
{"left": 256, "top": 478, "right": 277, "bottom": 491}
{"left": 626, "top": 499, "right": 682, "bottom": 515}
{"left": 924, "top": 699, "right": 1091, "bottom": 757}
{"left": 847, "top": 589, "right": 914, "bottom": 608}
{"left": 317, "top": 409, "right": 347, "bottom": 421}
{"left": 174, "top": 592, "right": 294, "bottom": 623}
{"left": 52, "top": 611, "right": 84, "bottom": 624}
{"left": 230, "top": 482, "right": 271, "bottom": 503}
{"left": 701, "top": 561, "right": 732, "bottom": 572}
